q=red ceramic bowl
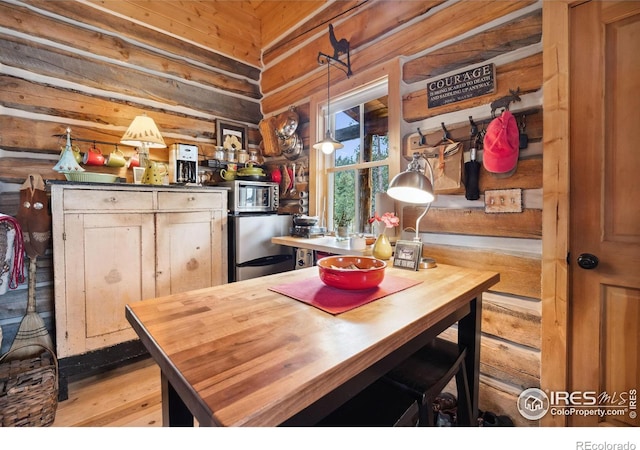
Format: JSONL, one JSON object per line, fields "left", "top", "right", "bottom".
{"left": 317, "top": 255, "right": 386, "bottom": 290}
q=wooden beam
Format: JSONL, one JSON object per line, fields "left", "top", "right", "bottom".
{"left": 482, "top": 292, "right": 541, "bottom": 350}
{"left": 0, "top": 76, "right": 218, "bottom": 142}
{"left": 0, "top": 35, "right": 261, "bottom": 124}
{"left": 262, "top": 1, "right": 361, "bottom": 62}
{"left": 404, "top": 207, "right": 542, "bottom": 239}
{"left": 540, "top": 0, "right": 571, "bottom": 427}
{"left": 0, "top": 3, "right": 260, "bottom": 100}
{"left": 441, "top": 327, "right": 541, "bottom": 392}
{"left": 479, "top": 375, "right": 537, "bottom": 427}
{"left": 0, "top": 116, "right": 217, "bottom": 157}
{"left": 403, "top": 53, "right": 543, "bottom": 123}
{"left": 0, "top": 156, "right": 70, "bottom": 184}
{"left": 420, "top": 244, "right": 541, "bottom": 299}
{"left": 261, "top": 1, "right": 444, "bottom": 94}
{"left": 84, "top": 0, "right": 262, "bottom": 67}
{"left": 20, "top": 0, "right": 260, "bottom": 80}
{"left": 403, "top": 9, "right": 542, "bottom": 83}
{"left": 261, "top": 1, "right": 535, "bottom": 114}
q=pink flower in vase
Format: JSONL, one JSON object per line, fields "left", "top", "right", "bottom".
{"left": 368, "top": 212, "right": 399, "bottom": 233}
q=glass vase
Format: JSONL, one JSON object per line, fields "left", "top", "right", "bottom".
{"left": 372, "top": 232, "right": 392, "bottom": 260}
{"left": 336, "top": 226, "right": 349, "bottom": 241}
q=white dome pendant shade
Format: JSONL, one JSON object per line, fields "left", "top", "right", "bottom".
{"left": 313, "top": 130, "right": 344, "bottom": 154}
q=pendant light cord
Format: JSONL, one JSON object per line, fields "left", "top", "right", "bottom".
{"left": 325, "top": 58, "right": 331, "bottom": 135}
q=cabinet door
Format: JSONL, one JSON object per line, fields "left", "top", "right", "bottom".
{"left": 155, "top": 209, "right": 226, "bottom": 296}
{"left": 60, "top": 212, "right": 155, "bottom": 357}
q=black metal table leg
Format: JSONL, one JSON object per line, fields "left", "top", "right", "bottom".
{"left": 162, "top": 372, "right": 194, "bottom": 427}
{"left": 457, "top": 295, "right": 482, "bottom": 425}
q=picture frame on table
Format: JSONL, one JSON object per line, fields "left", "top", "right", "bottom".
{"left": 393, "top": 240, "right": 423, "bottom": 271}
{"left": 217, "top": 120, "right": 248, "bottom": 151}
{"left": 132, "top": 167, "right": 145, "bottom": 184}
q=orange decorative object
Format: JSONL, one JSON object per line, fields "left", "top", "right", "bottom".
{"left": 317, "top": 255, "right": 386, "bottom": 290}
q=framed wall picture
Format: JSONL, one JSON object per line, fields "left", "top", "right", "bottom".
{"left": 217, "top": 120, "right": 248, "bottom": 151}
{"left": 392, "top": 240, "right": 423, "bottom": 271}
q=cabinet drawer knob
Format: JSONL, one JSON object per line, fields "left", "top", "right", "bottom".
{"left": 108, "top": 197, "right": 117, "bottom": 203}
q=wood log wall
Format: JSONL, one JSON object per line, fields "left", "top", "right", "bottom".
{"left": 1, "top": 0, "right": 543, "bottom": 425}
{"left": 0, "top": 0, "right": 261, "bottom": 187}
{"left": 396, "top": 5, "right": 543, "bottom": 425}
{"left": 260, "top": 0, "right": 544, "bottom": 425}
{"left": 0, "top": 0, "right": 263, "bottom": 355}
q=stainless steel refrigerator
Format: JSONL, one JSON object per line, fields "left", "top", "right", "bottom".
{"left": 228, "top": 214, "right": 293, "bottom": 282}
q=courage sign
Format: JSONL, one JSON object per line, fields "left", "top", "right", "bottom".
{"left": 427, "top": 63, "right": 495, "bottom": 108}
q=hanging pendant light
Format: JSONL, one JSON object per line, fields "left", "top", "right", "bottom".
{"left": 313, "top": 24, "right": 353, "bottom": 155}
{"left": 313, "top": 58, "right": 343, "bottom": 155}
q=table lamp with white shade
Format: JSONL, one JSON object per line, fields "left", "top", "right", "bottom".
{"left": 120, "top": 113, "right": 166, "bottom": 175}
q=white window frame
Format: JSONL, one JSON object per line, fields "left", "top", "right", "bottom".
{"left": 321, "top": 79, "right": 389, "bottom": 231}
{"left": 308, "top": 65, "right": 402, "bottom": 230}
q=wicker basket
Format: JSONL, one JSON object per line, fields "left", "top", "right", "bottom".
{"left": 0, "top": 344, "right": 58, "bottom": 427}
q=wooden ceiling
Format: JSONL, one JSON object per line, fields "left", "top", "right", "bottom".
{"left": 250, "top": 0, "right": 327, "bottom": 48}
{"left": 88, "top": 0, "right": 329, "bottom": 67}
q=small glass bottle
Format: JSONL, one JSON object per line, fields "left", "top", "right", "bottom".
{"left": 214, "top": 146, "right": 225, "bottom": 161}
{"left": 237, "top": 149, "right": 248, "bottom": 164}
{"left": 226, "top": 147, "right": 236, "bottom": 163}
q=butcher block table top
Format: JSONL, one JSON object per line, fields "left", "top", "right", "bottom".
{"left": 126, "top": 264, "right": 499, "bottom": 426}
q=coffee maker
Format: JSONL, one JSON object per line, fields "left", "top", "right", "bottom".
{"left": 169, "top": 143, "right": 198, "bottom": 184}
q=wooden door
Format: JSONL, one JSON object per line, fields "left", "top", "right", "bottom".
{"left": 569, "top": 1, "right": 640, "bottom": 426}
{"left": 155, "top": 210, "right": 224, "bottom": 296}
{"left": 61, "top": 212, "right": 156, "bottom": 357}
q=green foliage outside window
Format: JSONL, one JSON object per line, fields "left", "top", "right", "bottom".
{"left": 334, "top": 154, "right": 355, "bottom": 229}
{"left": 333, "top": 135, "right": 389, "bottom": 232}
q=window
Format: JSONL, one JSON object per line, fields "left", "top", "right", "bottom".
{"left": 325, "top": 81, "right": 389, "bottom": 234}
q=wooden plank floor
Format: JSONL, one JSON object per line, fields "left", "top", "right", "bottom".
{"left": 52, "top": 357, "right": 163, "bottom": 427}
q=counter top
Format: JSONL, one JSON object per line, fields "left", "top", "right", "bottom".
{"left": 272, "top": 235, "right": 373, "bottom": 256}
{"left": 47, "top": 180, "right": 229, "bottom": 191}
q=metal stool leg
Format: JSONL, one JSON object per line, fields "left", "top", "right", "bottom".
{"left": 454, "top": 358, "right": 473, "bottom": 426}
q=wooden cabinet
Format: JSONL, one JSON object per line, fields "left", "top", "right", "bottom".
{"left": 50, "top": 183, "right": 227, "bottom": 397}
{"left": 61, "top": 211, "right": 156, "bottom": 354}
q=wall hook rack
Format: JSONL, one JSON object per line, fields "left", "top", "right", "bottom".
{"left": 417, "top": 127, "right": 428, "bottom": 146}
{"left": 440, "top": 122, "right": 451, "bottom": 143}
{"left": 52, "top": 134, "right": 129, "bottom": 150}
{"left": 468, "top": 116, "right": 478, "bottom": 137}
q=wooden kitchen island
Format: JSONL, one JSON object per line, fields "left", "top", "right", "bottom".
{"left": 126, "top": 263, "right": 499, "bottom": 426}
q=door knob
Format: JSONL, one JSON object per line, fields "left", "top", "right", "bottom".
{"left": 577, "top": 253, "right": 599, "bottom": 270}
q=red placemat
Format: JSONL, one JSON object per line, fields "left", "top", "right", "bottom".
{"left": 269, "top": 275, "right": 423, "bottom": 315}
